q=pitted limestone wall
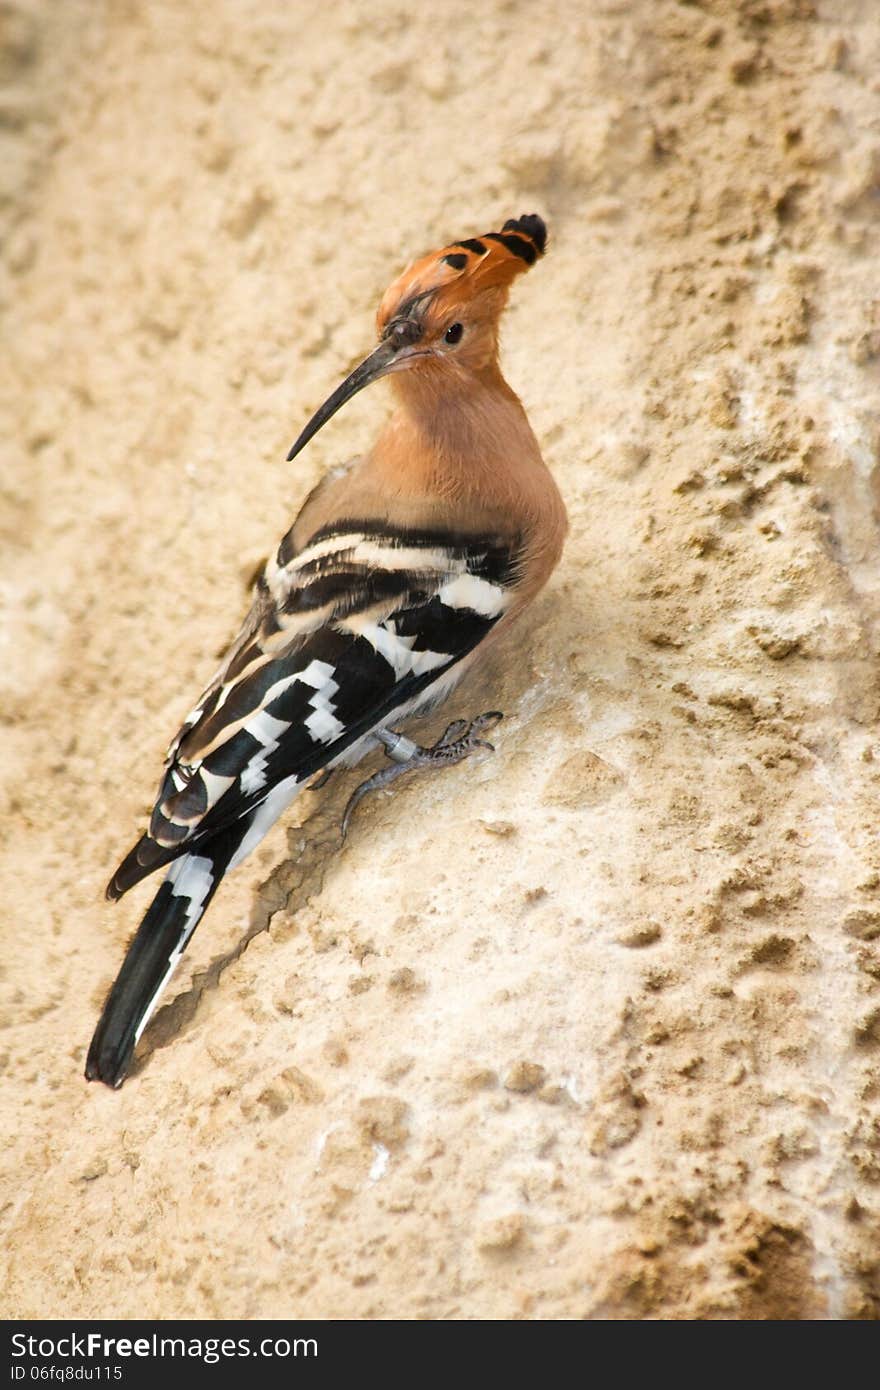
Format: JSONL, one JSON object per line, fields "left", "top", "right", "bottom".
{"left": 2, "top": 0, "right": 878, "bottom": 1318}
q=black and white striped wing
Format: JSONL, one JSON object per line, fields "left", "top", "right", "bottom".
{"left": 108, "top": 523, "right": 518, "bottom": 898}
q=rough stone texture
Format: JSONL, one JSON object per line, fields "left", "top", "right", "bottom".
{"left": 2, "top": 0, "right": 880, "bottom": 1320}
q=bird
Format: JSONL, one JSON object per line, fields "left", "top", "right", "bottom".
{"left": 86, "top": 212, "right": 568, "bottom": 1088}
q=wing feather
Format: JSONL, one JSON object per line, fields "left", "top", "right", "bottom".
{"left": 109, "top": 523, "right": 519, "bottom": 898}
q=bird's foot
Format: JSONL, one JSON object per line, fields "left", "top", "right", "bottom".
{"left": 341, "top": 711, "right": 503, "bottom": 837}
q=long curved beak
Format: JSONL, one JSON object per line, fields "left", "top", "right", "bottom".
{"left": 286, "top": 336, "right": 415, "bottom": 463}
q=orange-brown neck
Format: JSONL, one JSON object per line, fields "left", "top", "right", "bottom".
{"left": 376, "top": 359, "right": 537, "bottom": 489}
{"left": 366, "top": 359, "right": 567, "bottom": 603}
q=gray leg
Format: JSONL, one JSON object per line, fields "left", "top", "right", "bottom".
{"left": 341, "top": 711, "right": 503, "bottom": 838}
{"left": 307, "top": 768, "right": 334, "bottom": 791}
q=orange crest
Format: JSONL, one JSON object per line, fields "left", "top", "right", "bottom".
{"left": 378, "top": 214, "right": 547, "bottom": 330}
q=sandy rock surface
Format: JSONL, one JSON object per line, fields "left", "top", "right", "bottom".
{"left": 2, "top": 0, "right": 879, "bottom": 1319}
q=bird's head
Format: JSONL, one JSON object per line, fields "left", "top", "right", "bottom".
{"left": 286, "top": 214, "right": 547, "bottom": 461}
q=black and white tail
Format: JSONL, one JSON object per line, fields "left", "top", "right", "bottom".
{"left": 86, "top": 825, "right": 245, "bottom": 1087}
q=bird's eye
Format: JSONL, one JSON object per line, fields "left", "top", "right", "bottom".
{"left": 444, "top": 322, "right": 464, "bottom": 345}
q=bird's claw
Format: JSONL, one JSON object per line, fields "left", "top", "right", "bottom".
{"left": 341, "top": 710, "right": 503, "bottom": 838}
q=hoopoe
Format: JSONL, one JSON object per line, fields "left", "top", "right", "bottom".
{"left": 86, "top": 213, "right": 567, "bottom": 1088}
